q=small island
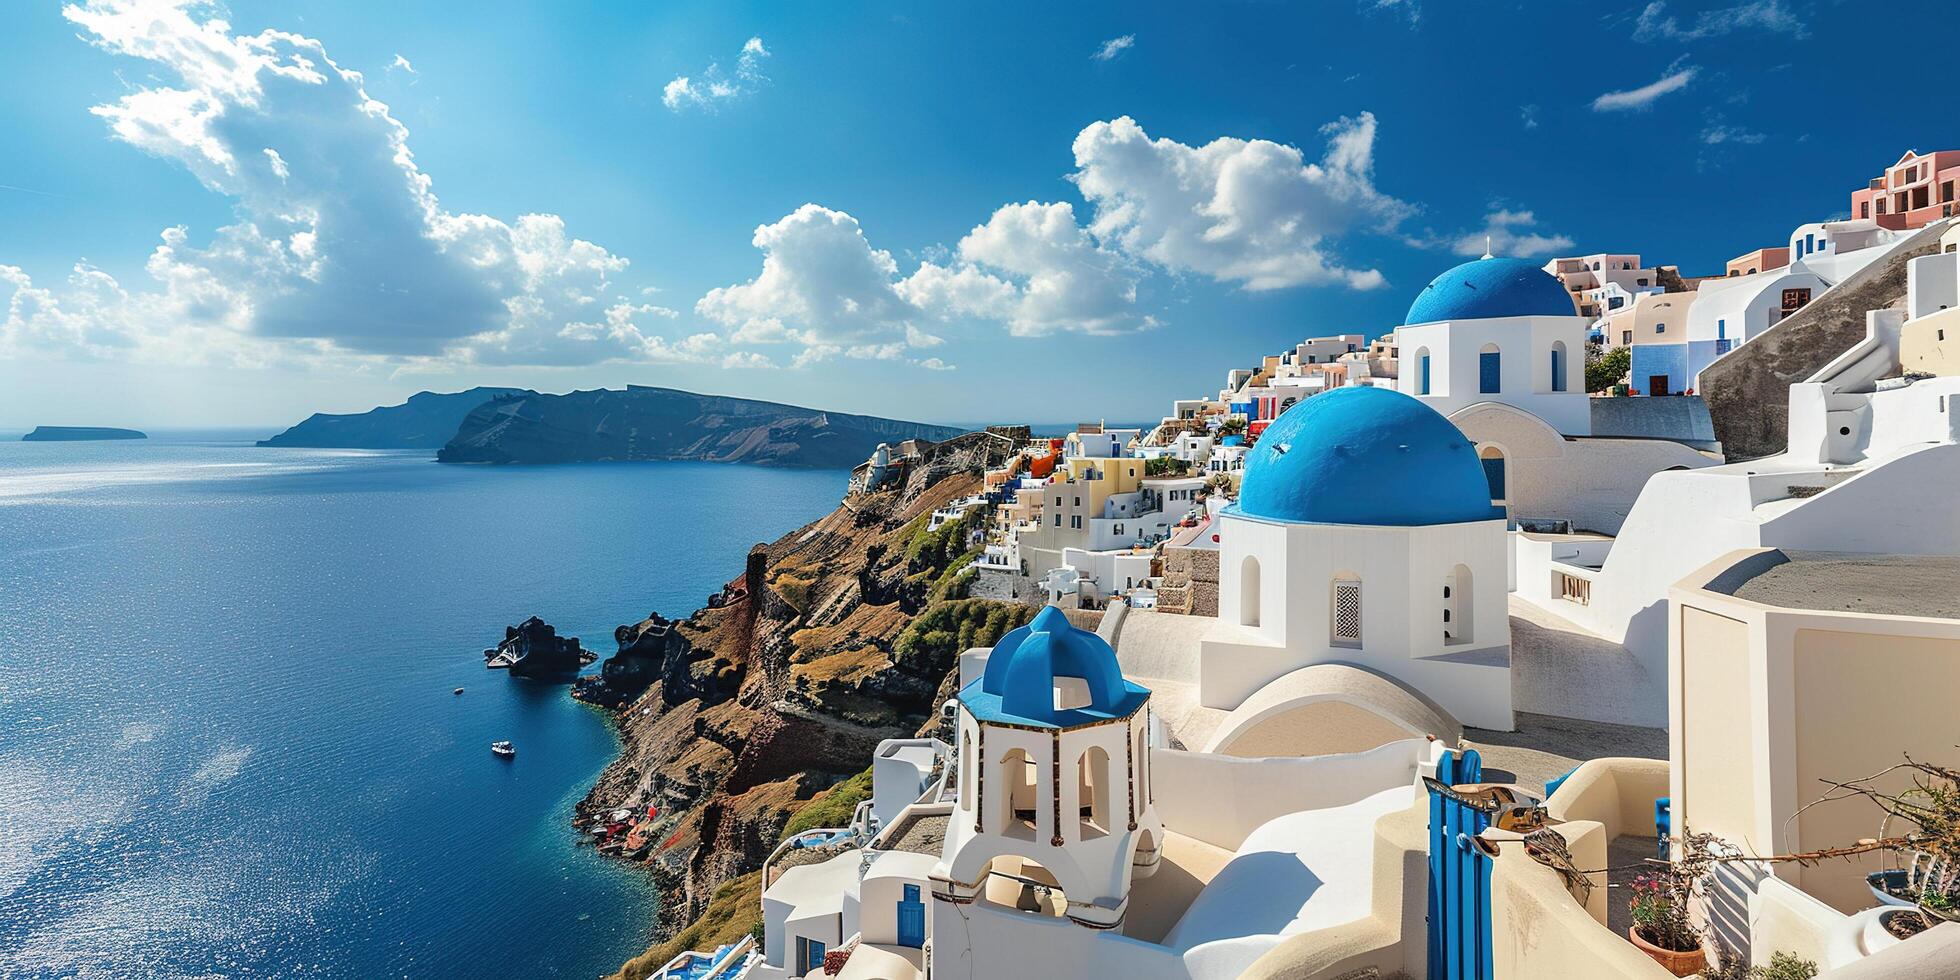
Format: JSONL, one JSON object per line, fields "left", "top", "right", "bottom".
{"left": 22, "top": 426, "right": 147, "bottom": 442}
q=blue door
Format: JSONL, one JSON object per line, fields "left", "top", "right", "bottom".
{"left": 1550, "top": 347, "right": 1565, "bottom": 392}
{"left": 1427, "top": 749, "right": 1495, "bottom": 980}
{"left": 1419, "top": 354, "right": 1432, "bottom": 394}
{"left": 1482, "top": 456, "right": 1505, "bottom": 503}
{"left": 1479, "top": 350, "right": 1500, "bottom": 393}
{"left": 897, "top": 884, "right": 925, "bottom": 948}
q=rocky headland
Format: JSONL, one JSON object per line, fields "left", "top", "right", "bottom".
{"left": 257, "top": 387, "right": 532, "bottom": 448}
{"left": 575, "top": 428, "right": 1037, "bottom": 979}
{"left": 484, "top": 615, "right": 596, "bottom": 679}
{"left": 436, "top": 386, "right": 966, "bottom": 468}
{"left": 22, "top": 426, "right": 146, "bottom": 441}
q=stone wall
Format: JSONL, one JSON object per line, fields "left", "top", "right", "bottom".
{"left": 1701, "top": 223, "right": 1948, "bottom": 460}
{"left": 1157, "top": 544, "right": 1219, "bottom": 617}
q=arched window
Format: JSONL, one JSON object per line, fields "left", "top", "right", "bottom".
{"left": 998, "top": 747, "right": 1038, "bottom": 841}
{"left": 1550, "top": 341, "right": 1568, "bottom": 392}
{"left": 1479, "top": 445, "right": 1507, "bottom": 507}
{"left": 1479, "top": 343, "right": 1502, "bottom": 394}
{"left": 1331, "top": 574, "right": 1362, "bottom": 647}
{"left": 1076, "top": 746, "right": 1112, "bottom": 838}
{"left": 1445, "top": 564, "right": 1474, "bottom": 646}
{"left": 962, "top": 732, "right": 975, "bottom": 810}
{"left": 1240, "top": 555, "right": 1261, "bottom": 627}
{"left": 1413, "top": 346, "right": 1432, "bottom": 395}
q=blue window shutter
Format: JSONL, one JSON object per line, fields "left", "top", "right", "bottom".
{"left": 1482, "top": 456, "right": 1505, "bottom": 501}
{"left": 1479, "top": 351, "right": 1500, "bottom": 393}
{"left": 1420, "top": 354, "right": 1432, "bottom": 395}
{"left": 1551, "top": 348, "right": 1566, "bottom": 392}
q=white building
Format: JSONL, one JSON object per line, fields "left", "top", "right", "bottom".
{"left": 1514, "top": 235, "right": 1960, "bottom": 726}
{"left": 1199, "top": 385, "right": 1515, "bottom": 730}
{"left": 1394, "top": 256, "right": 1593, "bottom": 436}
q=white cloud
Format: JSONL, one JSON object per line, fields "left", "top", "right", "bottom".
{"left": 1433, "top": 209, "right": 1575, "bottom": 259}
{"left": 1632, "top": 1, "right": 1806, "bottom": 42}
{"left": 698, "top": 199, "right": 1152, "bottom": 365}
{"left": 663, "top": 36, "right": 770, "bottom": 111}
{"left": 4, "top": 0, "right": 757, "bottom": 370}
{"left": 1091, "top": 34, "right": 1134, "bottom": 62}
{"left": 1701, "top": 117, "right": 1767, "bottom": 145}
{"left": 1069, "top": 114, "right": 1409, "bottom": 291}
{"left": 1366, "top": 0, "right": 1420, "bottom": 25}
{"left": 1591, "top": 63, "right": 1698, "bottom": 112}
{"left": 389, "top": 54, "right": 415, "bottom": 75}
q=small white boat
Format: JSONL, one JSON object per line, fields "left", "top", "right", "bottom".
{"left": 491, "top": 740, "right": 516, "bottom": 759}
{"left": 454, "top": 687, "right": 465, "bottom": 695}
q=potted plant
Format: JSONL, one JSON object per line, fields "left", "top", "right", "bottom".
{"left": 1627, "top": 867, "right": 1709, "bottom": 976}
{"left": 1833, "top": 757, "right": 1960, "bottom": 942}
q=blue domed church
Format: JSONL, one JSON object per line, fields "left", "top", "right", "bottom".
{"left": 1198, "top": 385, "right": 1516, "bottom": 731}
{"left": 1394, "top": 255, "right": 1593, "bottom": 437}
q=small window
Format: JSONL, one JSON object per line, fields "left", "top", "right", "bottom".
{"left": 1332, "top": 579, "right": 1362, "bottom": 646}
{"left": 1861, "top": 201, "right": 1871, "bottom": 219}
{"left": 1622, "top": 330, "right": 1632, "bottom": 345}
{"left": 1655, "top": 322, "right": 1666, "bottom": 334}
{"left": 1717, "top": 319, "right": 1726, "bottom": 340}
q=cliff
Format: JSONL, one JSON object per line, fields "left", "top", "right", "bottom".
{"left": 436, "top": 386, "right": 966, "bottom": 467}
{"left": 22, "top": 426, "right": 145, "bottom": 441}
{"left": 577, "top": 429, "right": 1035, "bottom": 978}
{"left": 1700, "top": 223, "right": 1947, "bottom": 460}
{"left": 257, "top": 387, "right": 530, "bottom": 448}
{"left": 484, "top": 616, "right": 594, "bottom": 679}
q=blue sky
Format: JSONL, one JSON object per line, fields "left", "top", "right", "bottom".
{"left": 0, "top": 0, "right": 1949, "bottom": 428}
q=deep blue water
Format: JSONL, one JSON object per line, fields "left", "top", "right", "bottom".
{"left": 0, "top": 431, "right": 842, "bottom": 979}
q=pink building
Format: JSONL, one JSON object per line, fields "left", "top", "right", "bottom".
{"left": 1851, "top": 149, "right": 1960, "bottom": 229}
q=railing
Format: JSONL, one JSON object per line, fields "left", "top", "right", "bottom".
{"left": 652, "top": 934, "right": 757, "bottom": 980}
{"left": 760, "top": 827, "right": 859, "bottom": 892}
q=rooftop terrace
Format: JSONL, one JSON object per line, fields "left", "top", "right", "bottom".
{"left": 1709, "top": 550, "right": 1960, "bottom": 620}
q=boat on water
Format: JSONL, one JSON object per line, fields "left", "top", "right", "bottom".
{"left": 491, "top": 740, "right": 515, "bottom": 759}
{"left": 454, "top": 687, "right": 465, "bottom": 695}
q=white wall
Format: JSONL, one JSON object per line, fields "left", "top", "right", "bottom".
{"left": 1149, "top": 739, "right": 1429, "bottom": 851}
{"left": 1394, "top": 314, "right": 1592, "bottom": 435}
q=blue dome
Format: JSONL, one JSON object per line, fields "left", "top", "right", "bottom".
{"left": 961, "top": 606, "right": 1148, "bottom": 728}
{"left": 1235, "top": 386, "right": 1501, "bottom": 526}
{"left": 1405, "top": 256, "right": 1574, "bottom": 325}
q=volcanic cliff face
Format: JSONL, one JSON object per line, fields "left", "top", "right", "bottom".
{"left": 436, "top": 385, "right": 967, "bottom": 467}
{"left": 256, "top": 387, "right": 531, "bottom": 448}
{"left": 576, "top": 429, "right": 1031, "bottom": 952}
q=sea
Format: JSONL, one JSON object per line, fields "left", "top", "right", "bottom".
{"left": 0, "top": 430, "right": 844, "bottom": 979}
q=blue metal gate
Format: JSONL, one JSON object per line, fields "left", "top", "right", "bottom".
{"left": 897, "top": 883, "right": 925, "bottom": 948}
{"left": 1427, "top": 749, "right": 1494, "bottom": 980}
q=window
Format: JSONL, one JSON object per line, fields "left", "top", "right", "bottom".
{"left": 1070, "top": 515, "right": 1082, "bottom": 530}
{"left": 1609, "top": 296, "right": 1624, "bottom": 310}
{"left": 1240, "top": 556, "right": 1261, "bottom": 627}
{"left": 1480, "top": 446, "right": 1506, "bottom": 505}
{"left": 1478, "top": 344, "right": 1501, "bottom": 394}
{"left": 1878, "top": 199, "right": 1887, "bottom": 214}
{"left": 797, "top": 938, "right": 829, "bottom": 975}
{"left": 1782, "top": 288, "right": 1811, "bottom": 311}
{"left": 1716, "top": 319, "right": 1726, "bottom": 340}
{"left": 1445, "top": 565, "right": 1474, "bottom": 646}
{"left": 1416, "top": 348, "right": 1432, "bottom": 395}
{"left": 1944, "top": 181, "right": 1955, "bottom": 203}
{"left": 1862, "top": 201, "right": 1871, "bottom": 219}
{"left": 1550, "top": 341, "right": 1567, "bottom": 392}
{"left": 1655, "top": 322, "right": 1666, "bottom": 334}
{"left": 1622, "top": 330, "right": 1632, "bottom": 345}
{"left": 1054, "top": 514, "right": 1061, "bottom": 527}
{"left": 1331, "top": 577, "right": 1361, "bottom": 646}
{"left": 1637, "top": 278, "right": 1650, "bottom": 286}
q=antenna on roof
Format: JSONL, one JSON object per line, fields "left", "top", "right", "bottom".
{"left": 1482, "top": 235, "right": 1494, "bottom": 260}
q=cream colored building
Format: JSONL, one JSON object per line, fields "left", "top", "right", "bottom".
{"left": 1668, "top": 548, "right": 1960, "bottom": 917}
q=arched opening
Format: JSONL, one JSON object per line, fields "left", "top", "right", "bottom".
{"left": 1550, "top": 341, "right": 1568, "bottom": 392}
{"left": 1445, "top": 563, "right": 1474, "bottom": 646}
{"left": 962, "top": 732, "right": 975, "bottom": 811}
{"left": 997, "top": 747, "right": 1038, "bottom": 842}
{"left": 1239, "top": 555, "right": 1261, "bottom": 627}
{"left": 1075, "top": 745, "right": 1112, "bottom": 839}
{"left": 1479, "top": 343, "right": 1502, "bottom": 394}
{"left": 1134, "top": 826, "right": 1160, "bottom": 873}
{"left": 1478, "top": 445, "right": 1507, "bottom": 507}
{"left": 1413, "top": 346, "right": 1432, "bottom": 395}
{"left": 976, "top": 855, "right": 1067, "bottom": 918}
{"left": 1330, "top": 574, "right": 1362, "bottom": 648}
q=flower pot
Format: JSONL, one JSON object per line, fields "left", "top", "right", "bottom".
{"left": 1628, "top": 926, "right": 1706, "bottom": 977}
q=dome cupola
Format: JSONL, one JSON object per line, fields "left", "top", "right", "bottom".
{"left": 1405, "top": 256, "right": 1574, "bottom": 325}
{"left": 1234, "top": 386, "right": 1501, "bottom": 527}
{"left": 964, "top": 606, "right": 1148, "bottom": 727}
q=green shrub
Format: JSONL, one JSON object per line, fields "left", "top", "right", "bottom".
{"left": 1751, "top": 951, "right": 1819, "bottom": 980}
{"left": 782, "top": 767, "right": 874, "bottom": 838}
